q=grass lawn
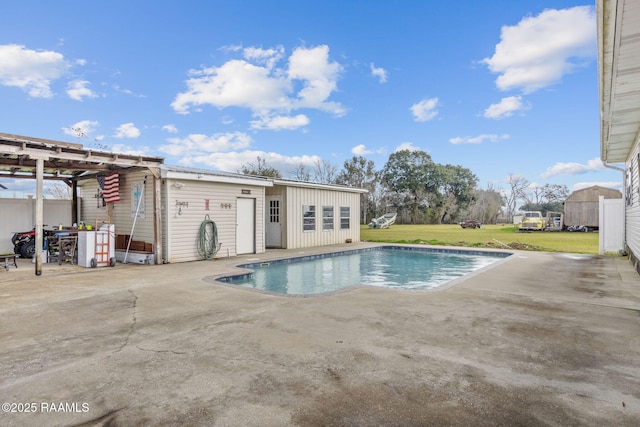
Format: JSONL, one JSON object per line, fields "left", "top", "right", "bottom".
{"left": 361, "top": 224, "right": 600, "bottom": 254}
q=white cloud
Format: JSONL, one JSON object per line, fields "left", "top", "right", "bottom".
{"left": 410, "top": 98, "right": 439, "bottom": 122}
{"left": 159, "top": 132, "right": 253, "bottom": 157}
{"left": 114, "top": 123, "right": 141, "bottom": 139}
{"left": 179, "top": 150, "right": 322, "bottom": 174}
{"left": 484, "top": 96, "right": 528, "bottom": 119}
{"left": 352, "top": 144, "right": 372, "bottom": 155}
{"left": 395, "top": 142, "right": 421, "bottom": 152}
{"left": 572, "top": 181, "right": 621, "bottom": 191}
{"left": 66, "top": 80, "right": 97, "bottom": 101}
{"left": 0, "top": 44, "right": 71, "bottom": 98}
{"left": 541, "top": 157, "right": 605, "bottom": 178}
{"left": 287, "top": 45, "right": 344, "bottom": 114}
{"left": 243, "top": 45, "right": 285, "bottom": 69}
{"left": 172, "top": 59, "right": 291, "bottom": 114}
{"left": 172, "top": 44, "right": 345, "bottom": 122}
{"left": 62, "top": 120, "right": 99, "bottom": 138}
{"left": 220, "top": 44, "right": 242, "bottom": 54}
{"left": 110, "top": 144, "right": 150, "bottom": 156}
{"left": 249, "top": 114, "right": 310, "bottom": 131}
{"left": 162, "top": 124, "right": 178, "bottom": 134}
{"left": 112, "top": 84, "right": 145, "bottom": 98}
{"left": 482, "top": 6, "right": 596, "bottom": 93}
{"left": 370, "top": 63, "right": 387, "bottom": 83}
{"left": 449, "top": 134, "right": 510, "bottom": 144}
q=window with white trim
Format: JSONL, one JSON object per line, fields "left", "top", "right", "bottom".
{"left": 303, "top": 205, "right": 316, "bottom": 231}
{"left": 340, "top": 206, "right": 350, "bottom": 229}
{"left": 322, "top": 206, "right": 334, "bottom": 230}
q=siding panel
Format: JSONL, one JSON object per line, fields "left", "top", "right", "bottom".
{"left": 626, "top": 141, "right": 640, "bottom": 259}
{"left": 164, "top": 179, "right": 265, "bottom": 262}
{"left": 284, "top": 186, "right": 361, "bottom": 249}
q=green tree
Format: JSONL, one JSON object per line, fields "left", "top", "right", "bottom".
{"left": 336, "top": 156, "right": 378, "bottom": 223}
{"left": 239, "top": 156, "right": 282, "bottom": 178}
{"left": 381, "top": 150, "right": 438, "bottom": 223}
{"left": 434, "top": 164, "right": 478, "bottom": 223}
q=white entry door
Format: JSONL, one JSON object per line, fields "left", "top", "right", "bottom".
{"left": 236, "top": 198, "right": 255, "bottom": 254}
{"left": 266, "top": 196, "right": 282, "bottom": 248}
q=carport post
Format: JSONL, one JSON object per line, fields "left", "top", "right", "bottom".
{"left": 35, "top": 156, "right": 46, "bottom": 276}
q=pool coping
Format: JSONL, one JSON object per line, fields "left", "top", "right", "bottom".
{"left": 203, "top": 243, "right": 515, "bottom": 297}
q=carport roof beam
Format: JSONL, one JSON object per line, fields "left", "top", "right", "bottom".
{"left": 0, "top": 132, "right": 164, "bottom": 179}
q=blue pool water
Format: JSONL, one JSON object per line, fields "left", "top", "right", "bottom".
{"left": 219, "top": 246, "right": 510, "bottom": 295}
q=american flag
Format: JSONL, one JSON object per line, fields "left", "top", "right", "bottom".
{"left": 97, "top": 171, "right": 120, "bottom": 203}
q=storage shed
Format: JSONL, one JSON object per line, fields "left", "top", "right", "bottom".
{"left": 265, "top": 179, "right": 368, "bottom": 249}
{"left": 564, "top": 186, "right": 622, "bottom": 229}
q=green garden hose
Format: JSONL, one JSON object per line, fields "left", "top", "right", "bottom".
{"left": 197, "top": 215, "right": 219, "bottom": 260}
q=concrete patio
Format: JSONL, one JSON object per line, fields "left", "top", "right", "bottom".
{"left": 1, "top": 243, "right": 639, "bottom": 426}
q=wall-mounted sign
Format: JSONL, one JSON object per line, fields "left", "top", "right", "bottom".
{"left": 131, "top": 181, "right": 146, "bottom": 219}
{"left": 241, "top": 189, "right": 251, "bottom": 195}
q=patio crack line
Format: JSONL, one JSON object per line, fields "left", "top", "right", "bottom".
{"left": 136, "top": 345, "right": 186, "bottom": 355}
{"left": 113, "top": 289, "right": 138, "bottom": 353}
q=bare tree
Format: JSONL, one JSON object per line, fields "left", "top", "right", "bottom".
{"left": 519, "top": 183, "right": 570, "bottom": 216}
{"left": 541, "top": 183, "right": 570, "bottom": 204}
{"left": 462, "top": 184, "right": 503, "bottom": 224}
{"left": 502, "top": 173, "right": 530, "bottom": 223}
{"left": 526, "top": 185, "right": 544, "bottom": 205}
{"left": 47, "top": 181, "right": 72, "bottom": 199}
{"left": 313, "top": 159, "right": 337, "bottom": 184}
{"left": 288, "top": 163, "right": 312, "bottom": 181}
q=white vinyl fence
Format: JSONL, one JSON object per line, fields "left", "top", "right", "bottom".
{"left": 599, "top": 196, "right": 624, "bottom": 254}
{"left": 0, "top": 198, "right": 72, "bottom": 254}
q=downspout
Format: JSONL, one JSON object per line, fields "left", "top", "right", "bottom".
{"left": 602, "top": 161, "right": 624, "bottom": 173}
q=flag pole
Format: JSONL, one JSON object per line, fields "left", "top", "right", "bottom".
{"left": 123, "top": 176, "right": 147, "bottom": 264}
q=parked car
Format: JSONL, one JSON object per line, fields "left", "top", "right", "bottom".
{"left": 460, "top": 220, "right": 482, "bottom": 229}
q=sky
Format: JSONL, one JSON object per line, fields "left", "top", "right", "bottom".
{"left": 0, "top": 0, "right": 623, "bottom": 198}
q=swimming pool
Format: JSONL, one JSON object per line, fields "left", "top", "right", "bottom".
{"left": 218, "top": 246, "right": 511, "bottom": 295}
